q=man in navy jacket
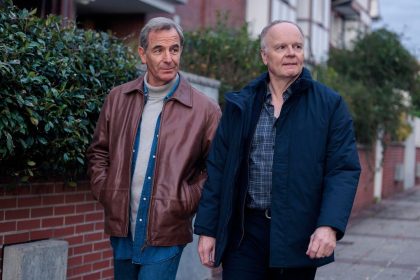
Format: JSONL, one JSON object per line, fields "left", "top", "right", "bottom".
{"left": 194, "top": 20, "right": 361, "bottom": 279}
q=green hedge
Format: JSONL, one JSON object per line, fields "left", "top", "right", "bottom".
{"left": 0, "top": 1, "right": 138, "bottom": 183}
{"left": 314, "top": 29, "right": 420, "bottom": 146}
{"left": 182, "top": 17, "right": 265, "bottom": 102}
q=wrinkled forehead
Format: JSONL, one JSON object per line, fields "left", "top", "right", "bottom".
{"left": 147, "top": 28, "right": 181, "bottom": 46}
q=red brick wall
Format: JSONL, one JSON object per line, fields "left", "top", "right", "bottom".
{"left": 352, "top": 146, "right": 375, "bottom": 214}
{"left": 77, "top": 14, "right": 145, "bottom": 42}
{"left": 149, "top": 0, "right": 246, "bottom": 31}
{"left": 179, "top": 0, "right": 246, "bottom": 31}
{"left": 381, "top": 143, "right": 405, "bottom": 198}
{"left": 0, "top": 182, "right": 113, "bottom": 280}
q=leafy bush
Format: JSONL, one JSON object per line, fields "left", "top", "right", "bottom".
{"left": 314, "top": 28, "right": 420, "bottom": 146}
{"left": 182, "top": 16, "right": 266, "bottom": 101}
{"left": 313, "top": 66, "right": 380, "bottom": 145}
{"left": 0, "top": 0, "right": 138, "bottom": 182}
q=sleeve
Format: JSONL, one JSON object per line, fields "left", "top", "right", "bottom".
{"left": 317, "top": 96, "right": 361, "bottom": 240}
{"left": 194, "top": 104, "right": 231, "bottom": 238}
{"left": 86, "top": 94, "right": 111, "bottom": 201}
{"left": 190, "top": 104, "right": 222, "bottom": 189}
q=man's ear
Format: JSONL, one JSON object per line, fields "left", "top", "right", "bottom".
{"left": 260, "top": 49, "right": 267, "bottom": 66}
{"left": 138, "top": 47, "right": 146, "bottom": 64}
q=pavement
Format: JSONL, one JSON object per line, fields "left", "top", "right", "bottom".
{"left": 316, "top": 186, "right": 420, "bottom": 280}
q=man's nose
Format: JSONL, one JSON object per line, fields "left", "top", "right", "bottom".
{"left": 286, "top": 46, "right": 295, "bottom": 56}
{"left": 163, "top": 50, "right": 172, "bottom": 62}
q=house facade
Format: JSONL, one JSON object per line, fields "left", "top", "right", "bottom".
{"left": 13, "top": 0, "right": 379, "bottom": 64}
{"left": 244, "top": 0, "right": 379, "bottom": 63}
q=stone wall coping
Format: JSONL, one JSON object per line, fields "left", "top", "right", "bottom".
{"left": 137, "top": 64, "right": 221, "bottom": 89}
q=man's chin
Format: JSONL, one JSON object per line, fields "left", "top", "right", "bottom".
{"left": 161, "top": 70, "right": 177, "bottom": 78}
{"left": 283, "top": 67, "right": 302, "bottom": 77}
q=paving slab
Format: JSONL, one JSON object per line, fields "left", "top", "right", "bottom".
{"left": 317, "top": 186, "right": 420, "bottom": 280}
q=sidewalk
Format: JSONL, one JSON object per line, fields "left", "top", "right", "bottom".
{"left": 316, "top": 186, "right": 420, "bottom": 280}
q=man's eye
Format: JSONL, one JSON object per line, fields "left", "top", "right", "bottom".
{"left": 153, "top": 49, "right": 162, "bottom": 54}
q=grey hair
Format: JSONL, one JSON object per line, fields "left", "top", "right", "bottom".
{"left": 139, "top": 17, "right": 184, "bottom": 50}
{"left": 260, "top": 20, "right": 304, "bottom": 50}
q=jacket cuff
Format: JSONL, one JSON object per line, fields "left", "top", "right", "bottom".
{"left": 193, "top": 226, "right": 217, "bottom": 238}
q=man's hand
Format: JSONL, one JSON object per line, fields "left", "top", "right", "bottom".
{"left": 306, "top": 226, "right": 336, "bottom": 259}
{"left": 198, "top": 235, "right": 216, "bottom": 268}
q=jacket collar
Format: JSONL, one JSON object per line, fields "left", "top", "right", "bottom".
{"left": 226, "top": 67, "right": 313, "bottom": 110}
{"left": 120, "top": 73, "right": 193, "bottom": 108}
{"left": 289, "top": 67, "right": 312, "bottom": 95}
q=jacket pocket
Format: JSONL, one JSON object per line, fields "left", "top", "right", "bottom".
{"left": 100, "top": 189, "right": 129, "bottom": 224}
{"left": 184, "top": 171, "right": 207, "bottom": 214}
{"left": 186, "top": 182, "right": 202, "bottom": 214}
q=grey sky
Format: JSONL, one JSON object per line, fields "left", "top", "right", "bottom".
{"left": 373, "top": 0, "right": 420, "bottom": 59}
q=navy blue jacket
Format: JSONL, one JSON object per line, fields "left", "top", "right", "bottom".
{"left": 194, "top": 68, "right": 361, "bottom": 268}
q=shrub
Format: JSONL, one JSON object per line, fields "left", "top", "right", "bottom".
{"left": 314, "top": 28, "right": 420, "bottom": 146}
{"left": 182, "top": 16, "right": 266, "bottom": 101}
{"left": 0, "top": 0, "right": 138, "bottom": 183}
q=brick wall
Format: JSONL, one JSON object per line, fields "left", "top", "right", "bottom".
{"left": 0, "top": 182, "right": 113, "bottom": 280}
{"left": 352, "top": 146, "right": 375, "bottom": 214}
{"left": 77, "top": 14, "right": 145, "bottom": 43}
{"left": 381, "top": 143, "right": 405, "bottom": 198}
{"left": 178, "top": 0, "right": 246, "bottom": 31}
{"left": 149, "top": 0, "right": 246, "bottom": 31}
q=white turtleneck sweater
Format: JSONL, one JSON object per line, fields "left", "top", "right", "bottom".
{"left": 130, "top": 73, "right": 179, "bottom": 240}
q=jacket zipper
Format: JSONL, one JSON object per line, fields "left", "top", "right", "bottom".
{"left": 238, "top": 106, "right": 262, "bottom": 245}
{"left": 126, "top": 91, "right": 146, "bottom": 237}
{"left": 142, "top": 98, "right": 167, "bottom": 250}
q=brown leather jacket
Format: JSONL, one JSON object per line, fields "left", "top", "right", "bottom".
{"left": 87, "top": 74, "right": 221, "bottom": 246}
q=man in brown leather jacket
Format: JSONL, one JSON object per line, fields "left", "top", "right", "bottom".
{"left": 87, "top": 17, "right": 221, "bottom": 280}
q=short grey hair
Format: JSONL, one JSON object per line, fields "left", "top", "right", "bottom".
{"left": 139, "top": 17, "right": 184, "bottom": 50}
{"left": 260, "top": 20, "right": 304, "bottom": 50}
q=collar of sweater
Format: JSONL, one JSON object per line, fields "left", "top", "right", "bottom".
{"left": 144, "top": 73, "right": 179, "bottom": 101}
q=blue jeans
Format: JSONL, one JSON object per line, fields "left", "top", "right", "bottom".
{"left": 113, "top": 253, "right": 182, "bottom": 280}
